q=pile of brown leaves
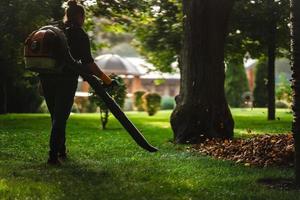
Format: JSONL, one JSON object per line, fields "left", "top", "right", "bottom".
{"left": 190, "top": 134, "right": 294, "bottom": 167}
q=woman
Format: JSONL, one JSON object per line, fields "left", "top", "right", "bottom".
{"left": 40, "top": 0, "right": 113, "bottom": 165}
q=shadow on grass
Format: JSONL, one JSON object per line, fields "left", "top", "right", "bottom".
{"left": 2, "top": 160, "right": 114, "bottom": 199}
{"left": 1, "top": 158, "right": 201, "bottom": 199}
{"left": 257, "top": 177, "right": 300, "bottom": 191}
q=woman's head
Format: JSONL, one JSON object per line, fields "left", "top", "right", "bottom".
{"left": 64, "top": 0, "right": 85, "bottom": 27}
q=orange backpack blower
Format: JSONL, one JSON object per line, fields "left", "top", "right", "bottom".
{"left": 24, "top": 25, "right": 68, "bottom": 73}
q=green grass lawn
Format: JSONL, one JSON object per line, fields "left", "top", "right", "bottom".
{"left": 0, "top": 108, "right": 298, "bottom": 200}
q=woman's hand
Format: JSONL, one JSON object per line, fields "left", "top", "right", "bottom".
{"left": 86, "top": 62, "right": 112, "bottom": 85}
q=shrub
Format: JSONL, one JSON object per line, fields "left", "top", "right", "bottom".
{"left": 160, "top": 96, "right": 175, "bottom": 110}
{"left": 142, "top": 92, "right": 161, "bottom": 116}
{"left": 133, "top": 91, "right": 146, "bottom": 111}
{"left": 225, "top": 59, "right": 249, "bottom": 107}
{"left": 253, "top": 57, "right": 268, "bottom": 107}
{"left": 6, "top": 75, "right": 43, "bottom": 113}
{"left": 276, "top": 101, "right": 289, "bottom": 108}
{"left": 71, "top": 103, "right": 80, "bottom": 113}
{"left": 276, "top": 73, "right": 292, "bottom": 107}
{"left": 85, "top": 100, "right": 98, "bottom": 113}
{"left": 75, "top": 97, "right": 97, "bottom": 113}
{"left": 37, "top": 100, "right": 49, "bottom": 113}
{"left": 89, "top": 74, "right": 127, "bottom": 129}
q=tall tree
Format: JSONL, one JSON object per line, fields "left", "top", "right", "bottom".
{"left": 290, "top": 0, "right": 300, "bottom": 185}
{"left": 170, "top": 0, "right": 234, "bottom": 143}
{"left": 230, "top": 0, "right": 290, "bottom": 120}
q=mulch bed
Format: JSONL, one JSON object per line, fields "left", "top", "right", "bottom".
{"left": 189, "top": 134, "right": 294, "bottom": 167}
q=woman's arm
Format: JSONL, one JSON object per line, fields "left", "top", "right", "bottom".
{"left": 86, "top": 62, "right": 112, "bottom": 85}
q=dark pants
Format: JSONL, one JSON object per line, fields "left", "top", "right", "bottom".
{"left": 40, "top": 75, "right": 78, "bottom": 158}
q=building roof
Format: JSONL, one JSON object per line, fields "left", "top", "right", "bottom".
{"left": 125, "top": 57, "right": 180, "bottom": 80}
{"left": 95, "top": 54, "right": 142, "bottom": 76}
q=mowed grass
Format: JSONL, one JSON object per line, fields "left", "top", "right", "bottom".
{"left": 0, "top": 108, "right": 298, "bottom": 200}
{"left": 232, "top": 108, "right": 292, "bottom": 136}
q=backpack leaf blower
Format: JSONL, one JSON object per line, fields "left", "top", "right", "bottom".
{"left": 24, "top": 25, "right": 158, "bottom": 152}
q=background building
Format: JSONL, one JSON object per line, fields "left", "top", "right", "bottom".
{"left": 76, "top": 54, "right": 180, "bottom": 98}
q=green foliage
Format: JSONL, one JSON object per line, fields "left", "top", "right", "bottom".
{"left": 153, "top": 79, "right": 166, "bottom": 86}
{"left": 276, "top": 73, "right": 292, "bottom": 107}
{"left": 71, "top": 103, "right": 80, "bottom": 113}
{"left": 142, "top": 92, "right": 161, "bottom": 116}
{"left": 90, "top": 74, "right": 127, "bottom": 129}
{"left": 160, "top": 96, "right": 175, "bottom": 110}
{"left": 225, "top": 60, "right": 249, "bottom": 107}
{"left": 253, "top": 57, "right": 268, "bottom": 107}
{"left": 93, "top": 0, "right": 183, "bottom": 72}
{"left": 132, "top": 0, "right": 183, "bottom": 72}
{"left": 133, "top": 91, "right": 146, "bottom": 111}
{"left": 84, "top": 100, "right": 98, "bottom": 113}
{"left": 226, "top": 0, "right": 290, "bottom": 60}
{"left": 83, "top": 4, "right": 102, "bottom": 53}
{"left": 0, "top": 0, "right": 65, "bottom": 113}
{"left": 75, "top": 98, "right": 98, "bottom": 113}
{"left": 6, "top": 75, "right": 44, "bottom": 113}
{"left": 92, "top": 0, "right": 290, "bottom": 74}
{"left": 37, "top": 100, "right": 49, "bottom": 113}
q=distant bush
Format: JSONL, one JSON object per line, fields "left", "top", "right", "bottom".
{"left": 71, "top": 103, "right": 80, "bottom": 113}
{"left": 161, "top": 96, "right": 175, "bottom": 110}
{"left": 225, "top": 59, "right": 249, "bottom": 107}
{"left": 133, "top": 91, "right": 146, "bottom": 111}
{"left": 276, "top": 73, "right": 292, "bottom": 108}
{"left": 75, "top": 97, "right": 97, "bottom": 113}
{"left": 142, "top": 92, "right": 161, "bottom": 116}
{"left": 253, "top": 57, "right": 268, "bottom": 107}
{"left": 37, "top": 100, "right": 48, "bottom": 113}
{"left": 276, "top": 101, "right": 289, "bottom": 108}
{"left": 85, "top": 100, "right": 98, "bottom": 113}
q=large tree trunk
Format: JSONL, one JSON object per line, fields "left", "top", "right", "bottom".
{"left": 171, "top": 0, "right": 234, "bottom": 144}
{"left": 291, "top": 0, "right": 300, "bottom": 185}
{"left": 267, "top": 0, "right": 276, "bottom": 120}
{"left": 0, "top": 80, "right": 7, "bottom": 114}
{"left": 0, "top": 60, "right": 7, "bottom": 114}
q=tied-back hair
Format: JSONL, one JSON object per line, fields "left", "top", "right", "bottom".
{"left": 64, "top": 0, "right": 85, "bottom": 26}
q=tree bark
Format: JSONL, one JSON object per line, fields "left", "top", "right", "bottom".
{"left": 267, "top": 26, "right": 276, "bottom": 120}
{"left": 267, "top": 0, "right": 276, "bottom": 120}
{"left": 171, "top": 0, "right": 234, "bottom": 144}
{"left": 0, "top": 80, "right": 7, "bottom": 114}
{"left": 291, "top": 0, "right": 300, "bottom": 185}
